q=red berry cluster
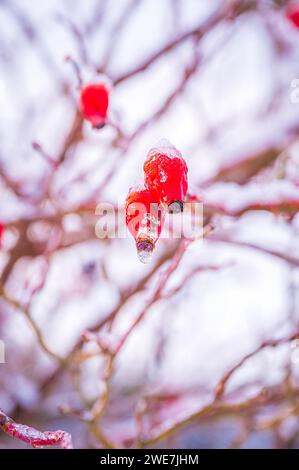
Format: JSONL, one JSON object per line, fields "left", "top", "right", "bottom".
{"left": 80, "top": 83, "right": 109, "bottom": 129}
{"left": 125, "top": 140, "right": 188, "bottom": 263}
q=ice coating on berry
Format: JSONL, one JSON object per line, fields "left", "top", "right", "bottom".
{"left": 144, "top": 141, "right": 188, "bottom": 207}
{"left": 125, "top": 186, "right": 164, "bottom": 263}
{"left": 137, "top": 249, "right": 153, "bottom": 264}
{"left": 125, "top": 186, "right": 163, "bottom": 242}
{"left": 145, "top": 139, "right": 182, "bottom": 163}
{"left": 136, "top": 239, "right": 154, "bottom": 264}
{"left": 156, "top": 138, "right": 172, "bottom": 147}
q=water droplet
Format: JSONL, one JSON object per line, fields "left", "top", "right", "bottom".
{"left": 136, "top": 239, "right": 154, "bottom": 264}
{"left": 137, "top": 249, "right": 153, "bottom": 264}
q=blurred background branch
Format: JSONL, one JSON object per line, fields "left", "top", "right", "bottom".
{"left": 1, "top": 0, "right": 299, "bottom": 449}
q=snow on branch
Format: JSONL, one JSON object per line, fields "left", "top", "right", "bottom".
{"left": 0, "top": 409, "right": 73, "bottom": 449}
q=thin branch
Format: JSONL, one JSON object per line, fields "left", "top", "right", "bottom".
{"left": 0, "top": 287, "right": 65, "bottom": 364}
{"left": 113, "top": 6, "right": 226, "bottom": 86}
{"left": 208, "top": 234, "right": 299, "bottom": 267}
{"left": 0, "top": 409, "right": 73, "bottom": 449}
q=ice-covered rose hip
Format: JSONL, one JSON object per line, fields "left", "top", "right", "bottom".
{"left": 144, "top": 139, "right": 188, "bottom": 213}
{"left": 80, "top": 83, "right": 109, "bottom": 129}
{"left": 125, "top": 185, "right": 164, "bottom": 264}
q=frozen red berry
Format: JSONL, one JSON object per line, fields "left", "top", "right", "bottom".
{"left": 144, "top": 139, "right": 188, "bottom": 213}
{"left": 0, "top": 222, "right": 4, "bottom": 247}
{"left": 125, "top": 185, "right": 164, "bottom": 263}
{"left": 80, "top": 83, "right": 109, "bottom": 129}
{"left": 286, "top": 3, "right": 299, "bottom": 29}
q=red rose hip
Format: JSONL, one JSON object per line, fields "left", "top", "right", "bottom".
{"left": 144, "top": 139, "right": 188, "bottom": 213}
{"left": 80, "top": 83, "right": 109, "bottom": 129}
{"left": 125, "top": 185, "right": 164, "bottom": 263}
{"left": 0, "top": 222, "right": 4, "bottom": 248}
{"left": 286, "top": 3, "right": 299, "bottom": 29}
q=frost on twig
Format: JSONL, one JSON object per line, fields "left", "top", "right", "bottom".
{"left": 0, "top": 409, "right": 73, "bottom": 449}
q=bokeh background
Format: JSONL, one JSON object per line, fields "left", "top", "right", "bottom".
{"left": 1, "top": 0, "right": 299, "bottom": 449}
